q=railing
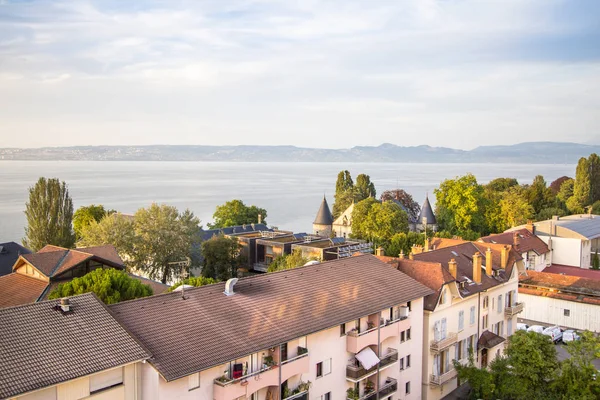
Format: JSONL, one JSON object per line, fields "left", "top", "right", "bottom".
{"left": 353, "top": 378, "right": 398, "bottom": 400}
{"left": 430, "top": 332, "right": 458, "bottom": 352}
{"left": 430, "top": 369, "right": 457, "bottom": 386}
{"left": 346, "top": 349, "right": 398, "bottom": 381}
{"left": 283, "top": 390, "right": 308, "bottom": 400}
{"left": 281, "top": 347, "right": 309, "bottom": 366}
{"left": 253, "top": 263, "right": 269, "bottom": 272}
{"left": 214, "top": 364, "right": 273, "bottom": 387}
{"left": 505, "top": 302, "right": 524, "bottom": 317}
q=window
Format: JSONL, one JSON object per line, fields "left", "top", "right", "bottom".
{"left": 470, "top": 306, "right": 476, "bottom": 325}
{"left": 340, "top": 323, "right": 346, "bottom": 336}
{"left": 188, "top": 372, "right": 200, "bottom": 391}
{"left": 483, "top": 296, "right": 489, "bottom": 309}
{"left": 498, "top": 295, "right": 503, "bottom": 313}
{"left": 316, "top": 362, "right": 322, "bottom": 377}
{"left": 434, "top": 318, "right": 447, "bottom": 341}
{"left": 407, "top": 328, "right": 411, "bottom": 340}
{"left": 401, "top": 330, "right": 406, "bottom": 342}
{"left": 408, "top": 301, "right": 412, "bottom": 311}
{"left": 406, "top": 381, "right": 411, "bottom": 394}
{"left": 400, "top": 357, "right": 405, "bottom": 370}
{"left": 458, "top": 310, "right": 464, "bottom": 331}
{"left": 316, "top": 359, "right": 331, "bottom": 378}
{"left": 482, "top": 314, "right": 488, "bottom": 329}
{"left": 564, "top": 309, "right": 570, "bottom": 317}
{"left": 90, "top": 367, "right": 123, "bottom": 394}
{"left": 406, "top": 354, "right": 411, "bottom": 368}
{"left": 321, "top": 393, "right": 331, "bottom": 400}
{"left": 440, "top": 289, "right": 446, "bottom": 304}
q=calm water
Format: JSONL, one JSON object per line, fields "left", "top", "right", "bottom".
{"left": 0, "top": 161, "right": 576, "bottom": 243}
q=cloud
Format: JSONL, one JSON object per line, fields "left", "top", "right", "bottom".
{"left": 0, "top": 0, "right": 599, "bottom": 148}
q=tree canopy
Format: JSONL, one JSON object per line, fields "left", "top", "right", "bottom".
{"left": 73, "top": 204, "right": 113, "bottom": 240}
{"left": 268, "top": 249, "right": 315, "bottom": 272}
{"left": 333, "top": 170, "right": 355, "bottom": 218}
{"left": 351, "top": 198, "right": 409, "bottom": 246}
{"left": 201, "top": 235, "right": 242, "bottom": 281}
{"left": 380, "top": 189, "right": 420, "bottom": 222}
{"left": 354, "top": 174, "right": 376, "bottom": 202}
{"left": 168, "top": 276, "right": 217, "bottom": 292}
{"left": 48, "top": 268, "right": 153, "bottom": 304}
{"left": 208, "top": 199, "right": 267, "bottom": 229}
{"left": 78, "top": 213, "right": 136, "bottom": 266}
{"left": 23, "top": 177, "right": 75, "bottom": 251}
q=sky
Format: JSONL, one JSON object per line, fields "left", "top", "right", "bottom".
{"left": 0, "top": 0, "right": 599, "bottom": 150}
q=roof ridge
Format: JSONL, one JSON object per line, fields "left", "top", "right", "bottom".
{"left": 0, "top": 291, "right": 95, "bottom": 312}
{"left": 48, "top": 249, "right": 76, "bottom": 277}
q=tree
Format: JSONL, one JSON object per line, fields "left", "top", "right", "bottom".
{"left": 569, "top": 157, "right": 591, "bottom": 213}
{"left": 168, "top": 276, "right": 217, "bottom": 292}
{"left": 23, "top": 177, "right": 75, "bottom": 251}
{"left": 268, "top": 249, "right": 314, "bottom": 272}
{"left": 48, "top": 268, "right": 153, "bottom": 304}
{"left": 589, "top": 153, "right": 600, "bottom": 204}
{"left": 380, "top": 189, "right": 420, "bottom": 223}
{"left": 486, "top": 177, "right": 519, "bottom": 192}
{"left": 557, "top": 178, "right": 575, "bottom": 209}
{"left": 434, "top": 174, "right": 485, "bottom": 234}
{"left": 208, "top": 199, "right": 267, "bottom": 229}
{"left": 73, "top": 204, "right": 112, "bottom": 240}
{"left": 78, "top": 213, "right": 136, "bottom": 267}
{"left": 351, "top": 198, "right": 408, "bottom": 245}
{"left": 526, "top": 175, "right": 554, "bottom": 215}
{"left": 499, "top": 186, "right": 535, "bottom": 228}
{"left": 593, "top": 251, "right": 600, "bottom": 270}
{"left": 201, "top": 235, "right": 241, "bottom": 281}
{"left": 333, "top": 170, "right": 354, "bottom": 218}
{"left": 386, "top": 232, "right": 425, "bottom": 258}
{"left": 132, "top": 204, "right": 201, "bottom": 283}
{"left": 549, "top": 176, "right": 571, "bottom": 194}
{"left": 354, "top": 174, "right": 376, "bottom": 202}
{"left": 592, "top": 200, "right": 600, "bottom": 215}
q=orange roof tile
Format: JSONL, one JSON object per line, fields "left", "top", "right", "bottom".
{"left": 0, "top": 274, "right": 48, "bottom": 308}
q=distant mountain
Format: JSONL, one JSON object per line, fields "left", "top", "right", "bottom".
{"left": 1, "top": 142, "right": 598, "bottom": 163}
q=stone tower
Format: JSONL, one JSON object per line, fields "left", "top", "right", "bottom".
{"left": 313, "top": 196, "right": 334, "bottom": 237}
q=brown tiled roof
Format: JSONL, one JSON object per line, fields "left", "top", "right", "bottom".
{"left": 110, "top": 254, "right": 434, "bottom": 382}
{"left": 129, "top": 274, "right": 170, "bottom": 294}
{"left": 543, "top": 264, "right": 600, "bottom": 279}
{"left": 21, "top": 250, "right": 68, "bottom": 276}
{"left": 77, "top": 246, "right": 124, "bottom": 267}
{"left": 518, "top": 286, "right": 600, "bottom": 306}
{"left": 0, "top": 274, "right": 48, "bottom": 308}
{"left": 0, "top": 293, "right": 150, "bottom": 399}
{"left": 480, "top": 229, "right": 549, "bottom": 255}
{"left": 519, "top": 271, "right": 600, "bottom": 297}
{"left": 429, "top": 238, "right": 469, "bottom": 250}
{"left": 478, "top": 330, "right": 505, "bottom": 350}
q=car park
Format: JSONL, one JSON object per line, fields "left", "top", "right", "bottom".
{"left": 527, "top": 325, "right": 545, "bottom": 334}
{"left": 543, "top": 326, "right": 563, "bottom": 343}
{"left": 517, "top": 323, "right": 529, "bottom": 331}
{"left": 562, "top": 330, "right": 580, "bottom": 343}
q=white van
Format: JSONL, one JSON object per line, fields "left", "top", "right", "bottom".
{"left": 543, "top": 326, "right": 563, "bottom": 343}
{"left": 563, "top": 330, "right": 580, "bottom": 343}
{"left": 517, "top": 323, "right": 529, "bottom": 331}
{"left": 527, "top": 325, "right": 545, "bottom": 334}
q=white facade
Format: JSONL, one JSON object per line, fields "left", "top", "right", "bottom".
{"left": 539, "top": 236, "right": 587, "bottom": 268}
{"left": 519, "top": 293, "right": 600, "bottom": 333}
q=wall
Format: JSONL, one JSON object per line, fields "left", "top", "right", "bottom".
{"left": 519, "top": 293, "right": 600, "bottom": 332}
{"left": 540, "top": 236, "right": 582, "bottom": 267}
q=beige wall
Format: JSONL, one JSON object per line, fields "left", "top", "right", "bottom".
{"left": 520, "top": 293, "right": 600, "bottom": 332}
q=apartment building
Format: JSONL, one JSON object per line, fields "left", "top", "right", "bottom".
{"left": 381, "top": 242, "right": 523, "bottom": 400}
{"left": 109, "top": 255, "right": 433, "bottom": 400}
{"left": 480, "top": 226, "right": 550, "bottom": 272}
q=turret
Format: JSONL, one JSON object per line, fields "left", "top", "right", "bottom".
{"left": 313, "top": 196, "right": 334, "bottom": 237}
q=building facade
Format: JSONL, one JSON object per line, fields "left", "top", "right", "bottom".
{"left": 480, "top": 227, "right": 550, "bottom": 272}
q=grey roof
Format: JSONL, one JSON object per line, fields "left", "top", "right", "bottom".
{"left": 110, "top": 254, "right": 433, "bottom": 382}
{"left": 0, "top": 293, "right": 150, "bottom": 399}
{"left": 200, "top": 223, "right": 271, "bottom": 241}
{"left": 0, "top": 242, "right": 31, "bottom": 277}
{"left": 313, "top": 196, "right": 334, "bottom": 225}
{"left": 418, "top": 196, "right": 437, "bottom": 225}
{"left": 554, "top": 216, "right": 600, "bottom": 240}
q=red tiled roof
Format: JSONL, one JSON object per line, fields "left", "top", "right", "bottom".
{"left": 21, "top": 251, "right": 68, "bottom": 276}
{"left": 0, "top": 274, "right": 48, "bottom": 308}
{"left": 518, "top": 286, "right": 600, "bottom": 306}
{"left": 429, "top": 238, "right": 469, "bottom": 250}
{"left": 519, "top": 271, "right": 600, "bottom": 297}
{"left": 77, "top": 246, "right": 124, "bottom": 268}
{"left": 480, "top": 228, "right": 549, "bottom": 256}
{"left": 543, "top": 264, "right": 600, "bottom": 280}
{"left": 128, "top": 274, "right": 170, "bottom": 294}
{"left": 478, "top": 330, "right": 505, "bottom": 350}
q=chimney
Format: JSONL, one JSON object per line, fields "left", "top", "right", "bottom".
{"left": 526, "top": 220, "right": 535, "bottom": 234}
{"left": 486, "top": 247, "right": 493, "bottom": 276}
{"left": 513, "top": 232, "right": 520, "bottom": 248}
{"left": 224, "top": 278, "right": 239, "bottom": 296}
{"left": 399, "top": 250, "right": 405, "bottom": 259}
{"left": 60, "top": 298, "right": 70, "bottom": 312}
{"left": 552, "top": 215, "right": 560, "bottom": 221}
{"left": 501, "top": 245, "right": 509, "bottom": 269}
{"left": 448, "top": 258, "right": 457, "bottom": 279}
{"left": 375, "top": 247, "right": 385, "bottom": 256}
{"left": 409, "top": 252, "right": 414, "bottom": 260}
{"left": 472, "top": 253, "right": 482, "bottom": 283}
{"left": 412, "top": 244, "right": 423, "bottom": 255}
{"left": 258, "top": 214, "right": 262, "bottom": 224}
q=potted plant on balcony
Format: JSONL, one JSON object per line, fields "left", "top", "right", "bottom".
{"left": 297, "top": 380, "right": 311, "bottom": 391}
{"left": 264, "top": 355, "right": 275, "bottom": 368}
{"left": 298, "top": 346, "right": 308, "bottom": 356}
{"left": 346, "top": 388, "right": 359, "bottom": 400}
{"left": 365, "top": 380, "right": 375, "bottom": 394}
{"left": 216, "top": 375, "right": 229, "bottom": 383}
{"left": 367, "top": 321, "right": 375, "bottom": 330}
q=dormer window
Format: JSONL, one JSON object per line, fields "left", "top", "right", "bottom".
{"left": 439, "top": 288, "right": 447, "bottom": 304}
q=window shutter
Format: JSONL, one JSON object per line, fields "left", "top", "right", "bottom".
{"left": 441, "top": 318, "right": 447, "bottom": 339}
{"left": 459, "top": 311, "right": 464, "bottom": 330}
{"left": 434, "top": 321, "right": 441, "bottom": 341}
{"left": 470, "top": 306, "right": 475, "bottom": 325}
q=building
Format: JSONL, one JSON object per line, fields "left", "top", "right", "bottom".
{"left": 479, "top": 226, "right": 550, "bottom": 272}
{"left": 0, "top": 292, "right": 150, "bottom": 400}
{"left": 0, "top": 242, "right": 31, "bottom": 277}
{"left": 109, "top": 255, "right": 433, "bottom": 400}
{"left": 519, "top": 270, "right": 600, "bottom": 332}
{"left": 381, "top": 241, "right": 523, "bottom": 400}
{"left": 0, "top": 244, "right": 167, "bottom": 308}
{"left": 416, "top": 196, "right": 437, "bottom": 233}
{"left": 312, "top": 196, "right": 334, "bottom": 237}
{"left": 292, "top": 237, "right": 372, "bottom": 261}
{"left": 508, "top": 214, "right": 600, "bottom": 268}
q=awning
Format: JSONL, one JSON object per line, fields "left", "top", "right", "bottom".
{"left": 478, "top": 330, "right": 506, "bottom": 350}
{"left": 355, "top": 347, "right": 380, "bottom": 370}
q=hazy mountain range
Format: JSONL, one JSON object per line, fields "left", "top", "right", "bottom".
{"left": 1, "top": 142, "right": 598, "bottom": 163}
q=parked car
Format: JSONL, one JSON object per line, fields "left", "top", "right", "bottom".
{"left": 562, "top": 330, "right": 580, "bottom": 343}
{"left": 543, "top": 326, "right": 563, "bottom": 343}
{"left": 527, "top": 325, "right": 545, "bottom": 334}
{"left": 517, "top": 323, "right": 529, "bottom": 331}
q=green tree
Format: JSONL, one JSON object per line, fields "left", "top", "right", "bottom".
{"left": 354, "top": 174, "right": 376, "bottom": 202}
{"left": 351, "top": 198, "right": 408, "bottom": 245}
{"left": 208, "top": 199, "right": 267, "bottom": 229}
{"left": 499, "top": 186, "right": 535, "bottom": 228}
{"left": 333, "top": 170, "right": 354, "bottom": 218}
{"left": 385, "top": 232, "right": 425, "bottom": 258}
{"left": 557, "top": 178, "right": 575, "bottom": 206}
{"left": 201, "top": 235, "right": 241, "bottom": 281}
{"left": 486, "top": 177, "right": 519, "bottom": 192}
{"left": 48, "top": 268, "right": 153, "bottom": 304}
{"left": 168, "top": 276, "right": 217, "bottom": 292}
{"left": 589, "top": 153, "right": 600, "bottom": 204}
{"left": 536, "top": 207, "right": 566, "bottom": 221}
{"left": 592, "top": 251, "right": 600, "bottom": 270}
{"left": 434, "top": 174, "right": 485, "bottom": 234}
{"left": 526, "top": 175, "right": 554, "bottom": 215}
{"left": 592, "top": 200, "right": 600, "bottom": 215}
{"left": 78, "top": 213, "right": 136, "bottom": 267}
{"left": 132, "top": 204, "right": 201, "bottom": 283}
{"left": 73, "top": 204, "right": 111, "bottom": 240}
{"left": 23, "top": 177, "right": 75, "bottom": 251}
{"left": 380, "top": 189, "right": 420, "bottom": 223}
{"left": 268, "top": 249, "right": 315, "bottom": 272}
{"left": 569, "top": 157, "right": 591, "bottom": 213}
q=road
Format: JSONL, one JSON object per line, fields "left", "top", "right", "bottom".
{"left": 555, "top": 343, "right": 600, "bottom": 369}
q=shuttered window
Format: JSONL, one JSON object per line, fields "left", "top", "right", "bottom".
{"left": 90, "top": 367, "right": 123, "bottom": 394}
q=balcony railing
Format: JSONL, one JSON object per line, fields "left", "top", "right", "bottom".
{"left": 430, "top": 369, "right": 457, "bottom": 386}
{"left": 505, "top": 302, "right": 524, "bottom": 317}
{"left": 430, "top": 332, "right": 458, "bottom": 352}
{"left": 283, "top": 390, "right": 309, "bottom": 400}
{"left": 346, "top": 348, "right": 398, "bottom": 381}
{"left": 348, "top": 378, "right": 398, "bottom": 400}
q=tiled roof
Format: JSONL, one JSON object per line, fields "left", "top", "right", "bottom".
{"left": 110, "top": 255, "right": 433, "bottom": 382}
{"left": 129, "top": 274, "right": 170, "bottom": 294}
{"left": 480, "top": 228, "right": 549, "bottom": 255}
{"left": 0, "top": 273, "right": 48, "bottom": 308}
{"left": 21, "top": 250, "right": 68, "bottom": 276}
{"left": 313, "top": 196, "right": 334, "bottom": 225}
{"left": 77, "top": 245, "right": 124, "bottom": 267}
{"left": 430, "top": 238, "right": 469, "bottom": 250}
{"left": 0, "top": 242, "right": 31, "bottom": 277}
{"left": 518, "top": 286, "right": 600, "bottom": 306}
{"left": 519, "top": 271, "right": 600, "bottom": 297}
{"left": 478, "top": 330, "right": 505, "bottom": 350}
{"left": 0, "top": 293, "right": 150, "bottom": 399}
{"left": 543, "top": 264, "right": 600, "bottom": 279}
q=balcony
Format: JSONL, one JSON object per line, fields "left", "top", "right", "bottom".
{"left": 347, "top": 378, "right": 398, "bottom": 400}
{"left": 430, "top": 332, "right": 458, "bottom": 353}
{"left": 346, "top": 348, "right": 398, "bottom": 382}
{"left": 280, "top": 348, "right": 310, "bottom": 383}
{"left": 430, "top": 369, "right": 457, "bottom": 386}
{"left": 347, "top": 317, "right": 410, "bottom": 353}
{"left": 505, "top": 302, "right": 524, "bottom": 317}
{"left": 283, "top": 390, "right": 309, "bottom": 400}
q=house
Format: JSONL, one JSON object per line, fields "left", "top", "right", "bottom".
{"left": 292, "top": 237, "right": 373, "bottom": 261}
{"left": 109, "top": 255, "right": 433, "bottom": 400}
{"left": 0, "top": 244, "right": 158, "bottom": 308}
{"left": 480, "top": 226, "right": 550, "bottom": 272}
{"left": 380, "top": 241, "right": 523, "bottom": 400}
{"left": 508, "top": 214, "right": 600, "bottom": 268}
{"left": 0, "top": 242, "right": 31, "bottom": 277}
{"left": 519, "top": 270, "right": 600, "bottom": 332}
{"left": 0, "top": 292, "right": 150, "bottom": 400}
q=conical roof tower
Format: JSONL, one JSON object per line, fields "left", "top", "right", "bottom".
{"left": 313, "top": 196, "right": 334, "bottom": 225}
{"left": 418, "top": 195, "right": 437, "bottom": 225}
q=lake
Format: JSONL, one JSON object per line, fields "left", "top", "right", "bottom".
{"left": 0, "top": 161, "right": 576, "bottom": 243}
